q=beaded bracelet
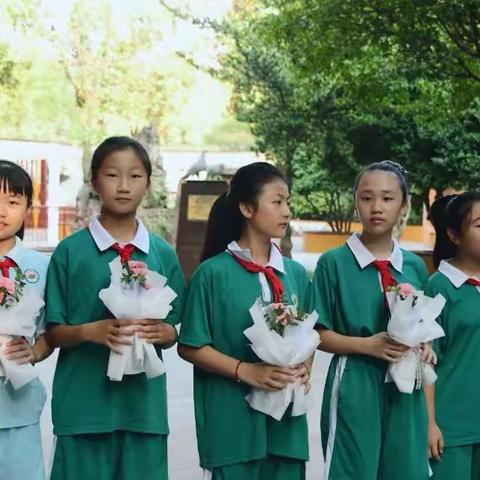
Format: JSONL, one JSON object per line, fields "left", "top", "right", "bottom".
{"left": 302, "top": 362, "right": 312, "bottom": 379}
{"left": 235, "top": 361, "right": 243, "bottom": 383}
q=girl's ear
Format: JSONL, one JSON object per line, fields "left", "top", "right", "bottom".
{"left": 447, "top": 228, "right": 460, "bottom": 246}
{"left": 91, "top": 176, "right": 99, "bottom": 194}
{"left": 239, "top": 201, "right": 254, "bottom": 220}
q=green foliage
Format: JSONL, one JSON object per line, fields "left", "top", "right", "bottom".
{"left": 0, "top": 43, "right": 22, "bottom": 91}
{"left": 191, "top": 0, "right": 480, "bottom": 231}
{"left": 0, "top": 0, "right": 240, "bottom": 149}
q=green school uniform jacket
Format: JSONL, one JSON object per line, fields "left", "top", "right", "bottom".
{"left": 179, "top": 242, "right": 311, "bottom": 469}
{"left": 45, "top": 218, "right": 185, "bottom": 436}
{"left": 311, "top": 234, "right": 430, "bottom": 480}
{"left": 426, "top": 261, "right": 480, "bottom": 447}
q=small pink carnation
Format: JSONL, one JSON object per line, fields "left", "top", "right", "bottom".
{"left": 128, "top": 261, "right": 148, "bottom": 277}
{"left": 131, "top": 267, "right": 148, "bottom": 277}
{"left": 0, "top": 292, "right": 4, "bottom": 302}
{"left": 0, "top": 277, "right": 15, "bottom": 294}
{"left": 282, "top": 319, "right": 288, "bottom": 326}
{"left": 276, "top": 313, "right": 287, "bottom": 323}
{"left": 128, "top": 260, "right": 146, "bottom": 269}
{"left": 128, "top": 261, "right": 147, "bottom": 272}
{"left": 144, "top": 281, "right": 153, "bottom": 290}
{"left": 398, "top": 283, "right": 416, "bottom": 299}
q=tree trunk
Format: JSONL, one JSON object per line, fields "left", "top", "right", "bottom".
{"left": 81, "top": 141, "right": 91, "bottom": 183}
{"left": 134, "top": 123, "right": 173, "bottom": 240}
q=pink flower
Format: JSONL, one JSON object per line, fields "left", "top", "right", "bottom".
{"left": 128, "top": 261, "right": 148, "bottom": 277}
{"left": 144, "top": 281, "right": 153, "bottom": 290}
{"left": 128, "top": 261, "right": 147, "bottom": 269}
{"left": 276, "top": 313, "right": 287, "bottom": 323}
{"left": 282, "top": 319, "right": 288, "bottom": 326}
{"left": 398, "top": 283, "right": 416, "bottom": 299}
{"left": 132, "top": 267, "right": 148, "bottom": 277}
{"left": 0, "top": 292, "right": 4, "bottom": 303}
{"left": 0, "top": 277, "right": 15, "bottom": 294}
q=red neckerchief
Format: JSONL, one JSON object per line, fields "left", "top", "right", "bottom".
{"left": 112, "top": 243, "right": 135, "bottom": 262}
{"left": 372, "top": 260, "right": 398, "bottom": 292}
{"left": 229, "top": 249, "right": 285, "bottom": 303}
{"left": 372, "top": 259, "right": 397, "bottom": 309}
{"left": 0, "top": 257, "right": 17, "bottom": 278}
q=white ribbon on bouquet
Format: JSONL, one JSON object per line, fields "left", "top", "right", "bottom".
{"left": 99, "top": 257, "right": 177, "bottom": 382}
{"left": 385, "top": 290, "right": 446, "bottom": 394}
{"left": 0, "top": 288, "right": 45, "bottom": 390}
{"left": 243, "top": 299, "right": 320, "bottom": 421}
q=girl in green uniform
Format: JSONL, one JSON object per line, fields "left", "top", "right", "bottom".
{"left": 311, "top": 161, "right": 435, "bottom": 480}
{"left": 45, "top": 137, "right": 185, "bottom": 480}
{"left": 178, "top": 162, "right": 312, "bottom": 480}
{"left": 426, "top": 192, "right": 480, "bottom": 480}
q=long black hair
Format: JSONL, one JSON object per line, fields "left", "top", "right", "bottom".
{"left": 0, "top": 160, "right": 33, "bottom": 240}
{"left": 353, "top": 160, "right": 409, "bottom": 201}
{"left": 431, "top": 192, "right": 480, "bottom": 268}
{"left": 201, "top": 162, "right": 286, "bottom": 262}
{"left": 91, "top": 136, "right": 152, "bottom": 185}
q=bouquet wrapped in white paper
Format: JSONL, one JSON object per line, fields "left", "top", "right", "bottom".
{"left": 385, "top": 284, "right": 446, "bottom": 394}
{"left": 0, "top": 272, "right": 45, "bottom": 390}
{"left": 243, "top": 297, "right": 320, "bottom": 421}
{"left": 99, "top": 257, "right": 177, "bottom": 382}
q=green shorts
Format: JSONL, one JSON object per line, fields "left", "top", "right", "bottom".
{"left": 50, "top": 431, "right": 167, "bottom": 480}
{"left": 209, "top": 455, "right": 305, "bottom": 480}
{"left": 430, "top": 443, "right": 480, "bottom": 480}
{"left": 322, "top": 355, "right": 429, "bottom": 480}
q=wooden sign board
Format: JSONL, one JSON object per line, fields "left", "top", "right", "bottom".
{"left": 176, "top": 181, "right": 229, "bottom": 280}
{"left": 187, "top": 195, "right": 220, "bottom": 221}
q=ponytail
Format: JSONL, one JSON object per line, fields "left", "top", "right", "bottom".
{"left": 430, "top": 195, "right": 457, "bottom": 269}
{"left": 200, "top": 162, "right": 286, "bottom": 263}
{"left": 201, "top": 193, "right": 242, "bottom": 262}
{"left": 431, "top": 192, "right": 480, "bottom": 268}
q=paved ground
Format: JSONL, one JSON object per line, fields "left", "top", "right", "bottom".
{"left": 38, "top": 348, "right": 331, "bottom": 479}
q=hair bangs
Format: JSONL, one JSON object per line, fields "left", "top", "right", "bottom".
{"left": 0, "top": 160, "right": 33, "bottom": 206}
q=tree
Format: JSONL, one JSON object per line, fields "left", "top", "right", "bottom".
{"left": 318, "top": 0, "right": 480, "bottom": 86}
{"left": 0, "top": 43, "right": 29, "bottom": 132}
{"left": 159, "top": 0, "right": 358, "bottom": 251}
{"left": 134, "top": 124, "right": 173, "bottom": 240}
{"left": 217, "top": 0, "right": 480, "bottom": 216}
{"left": 0, "top": 44, "right": 21, "bottom": 90}
{"left": 157, "top": 0, "right": 480, "bottom": 242}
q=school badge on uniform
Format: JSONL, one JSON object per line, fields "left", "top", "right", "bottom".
{"left": 24, "top": 269, "right": 40, "bottom": 284}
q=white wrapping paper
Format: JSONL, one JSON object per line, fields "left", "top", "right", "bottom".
{"left": 243, "top": 299, "right": 320, "bottom": 421}
{"left": 0, "top": 287, "right": 45, "bottom": 390}
{"left": 99, "top": 257, "right": 177, "bottom": 382}
{"left": 385, "top": 290, "right": 446, "bottom": 394}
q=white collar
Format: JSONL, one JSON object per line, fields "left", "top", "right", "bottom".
{"left": 227, "top": 241, "right": 286, "bottom": 274}
{"left": 3, "top": 237, "right": 26, "bottom": 268}
{"left": 438, "top": 260, "right": 480, "bottom": 288}
{"left": 89, "top": 216, "right": 150, "bottom": 254}
{"left": 346, "top": 232, "right": 403, "bottom": 273}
